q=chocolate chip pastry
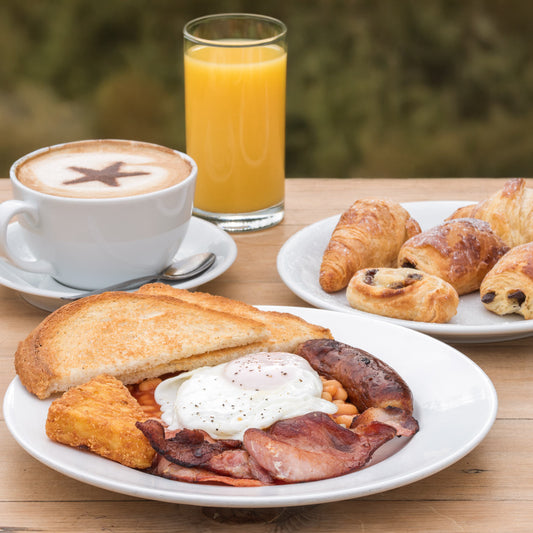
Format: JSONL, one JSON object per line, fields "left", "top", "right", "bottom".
{"left": 480, "top": 242, "right": 533, "bottom": 320}
{"left": 346, "top": 267, "right": 459, "bottom": 323}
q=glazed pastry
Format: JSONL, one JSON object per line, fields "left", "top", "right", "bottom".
{"left": 447, "top": 204, "right": 476, "bottom": 219}
{"left": 480, "top": 242, "right": 533, "bottom": 319}
{"left": 446, "top": 178, "right": 533, "bottom": 247}
{"left": 319, "top": 198, "right": 421, "bottom": 293}
{"left": 346, "top": 267, "right": 459, "bottom": 323}
{"left": 397, "top": 218, "right": 509, "bottom": 295}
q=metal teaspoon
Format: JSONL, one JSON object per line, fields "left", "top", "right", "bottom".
{"left": 65, "top": 252, "right": 216, "bottom": 299}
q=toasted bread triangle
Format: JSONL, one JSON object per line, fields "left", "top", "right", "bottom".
{"left": 15, "top": 291, "right": 268, "bottom": 398}
{"left": 136, "top": 284, "right": 333, "bottom": 370}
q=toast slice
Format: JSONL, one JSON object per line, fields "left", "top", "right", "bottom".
{"left": 46, "top": 374, "right": 155, "bottom": 469}
{"left": 136, "top": 284, "right": 333, "bottom": 370}
{"left": 15, "top": 292, "right": 268, "bottom": 399}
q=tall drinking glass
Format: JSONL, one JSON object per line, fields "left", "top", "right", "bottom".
{"left": 183, "top": 14, "right": 287, "bottom": 232}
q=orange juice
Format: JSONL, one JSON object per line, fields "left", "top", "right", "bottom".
{"left": 185, "top": 43, "right": 286, "bottom": 214}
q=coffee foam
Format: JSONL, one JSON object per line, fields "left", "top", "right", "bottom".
{"left": 16, "top": 140, "right": 192, "bottom": 199}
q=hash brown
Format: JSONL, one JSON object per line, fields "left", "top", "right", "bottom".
{"left": 45, "top": 374, "right": 156, "bottom": 469}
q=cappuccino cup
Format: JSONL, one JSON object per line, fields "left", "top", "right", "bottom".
{"left": 0, "top": 139, "right": 197, "bottom": 290}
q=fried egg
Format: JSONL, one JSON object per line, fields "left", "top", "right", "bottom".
{"left": 154, "top": 351, "right": 337, "bottom": 440}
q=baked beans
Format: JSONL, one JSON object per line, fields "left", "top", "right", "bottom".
{"left": 320, "top": 376, "right": 358, "bottom": 427}
{"left": 128, "top": 378, "right": 162, "bottom": 419}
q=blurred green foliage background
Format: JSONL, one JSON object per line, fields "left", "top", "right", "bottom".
{"left": 2, "top": 0, "right": 533, "bottom": 178}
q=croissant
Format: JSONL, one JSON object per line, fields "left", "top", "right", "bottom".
{"left": 319, "top": 199, "right": 421, "bottom": 293}
{"left": 346, "top": 267, "right": 459, "bottom": 323}
{"left": 397, "top": 218, "right": 510, "bottom": 295}
{"left": 480, "top": 242, "right": 533, "bottom": 319}
{"left": 446, "top": 178, "right": 533, "bottom": 247}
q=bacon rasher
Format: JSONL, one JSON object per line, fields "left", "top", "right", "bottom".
{"left": 137, "top": 419, "right": 274, "bottom": 485}
{"left": 152, "top": 456, "right": 266, "bottom": 487}
{"left": 243, "top": 411, "right": 397, "bottom": 483}
{"left": 138, "top": 406, "right": 418, "bottom": 485}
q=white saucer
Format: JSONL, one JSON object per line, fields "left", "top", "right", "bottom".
{"left": 0, "top": 217, "right": 237, "bottom": 311}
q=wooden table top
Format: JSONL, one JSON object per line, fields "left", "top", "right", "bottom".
{"left": 1, "top": 177, "right": 532, "bottom": 532}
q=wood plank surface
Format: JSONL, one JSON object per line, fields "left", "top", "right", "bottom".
{"left": 1, "top": 177, "right": 532, "bottom": 532}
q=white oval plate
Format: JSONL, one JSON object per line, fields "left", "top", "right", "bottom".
{"left": 3, "top": 306, "right": 497, "bottom": 508}
{"left": 0, "top": 217, "right": 237, "bottom": 311}
{"left": 277, "top": 201, "right": 533, "bottom": 343}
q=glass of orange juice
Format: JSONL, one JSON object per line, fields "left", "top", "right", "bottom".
{"left": 183, "top": 14, "right": 287, "bottom": 232}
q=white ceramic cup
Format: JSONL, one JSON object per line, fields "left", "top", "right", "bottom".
{"left": 0, "top": 139, "right": 197, "bottom": 290}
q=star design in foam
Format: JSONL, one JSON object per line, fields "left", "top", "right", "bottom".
{"left": 63, "top": 161, "right": 149, "bottom": 187}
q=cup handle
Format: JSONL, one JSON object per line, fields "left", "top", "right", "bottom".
{"left": 0, "top": 200, "right": 54, "bottom": 274}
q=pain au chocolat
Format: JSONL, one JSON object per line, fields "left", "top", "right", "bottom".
{"left": 346, "top": 267, "right": 459, "bottom": 323}
{"left": 480, "top": 242, "right": 533, "bottom": 320}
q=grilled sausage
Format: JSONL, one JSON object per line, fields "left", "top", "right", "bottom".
{"left": 296, "top": 339, "right": 413, "bottom": 414}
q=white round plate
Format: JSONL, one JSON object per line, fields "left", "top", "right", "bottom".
{"left": 0, "top": 217, "right": 237, "bottom": 311}
{"left": 278, "top": 201, "right": 533, "bottom": 343}
{"left": 3, "top": 306, "right": 497, "bottom": 508}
